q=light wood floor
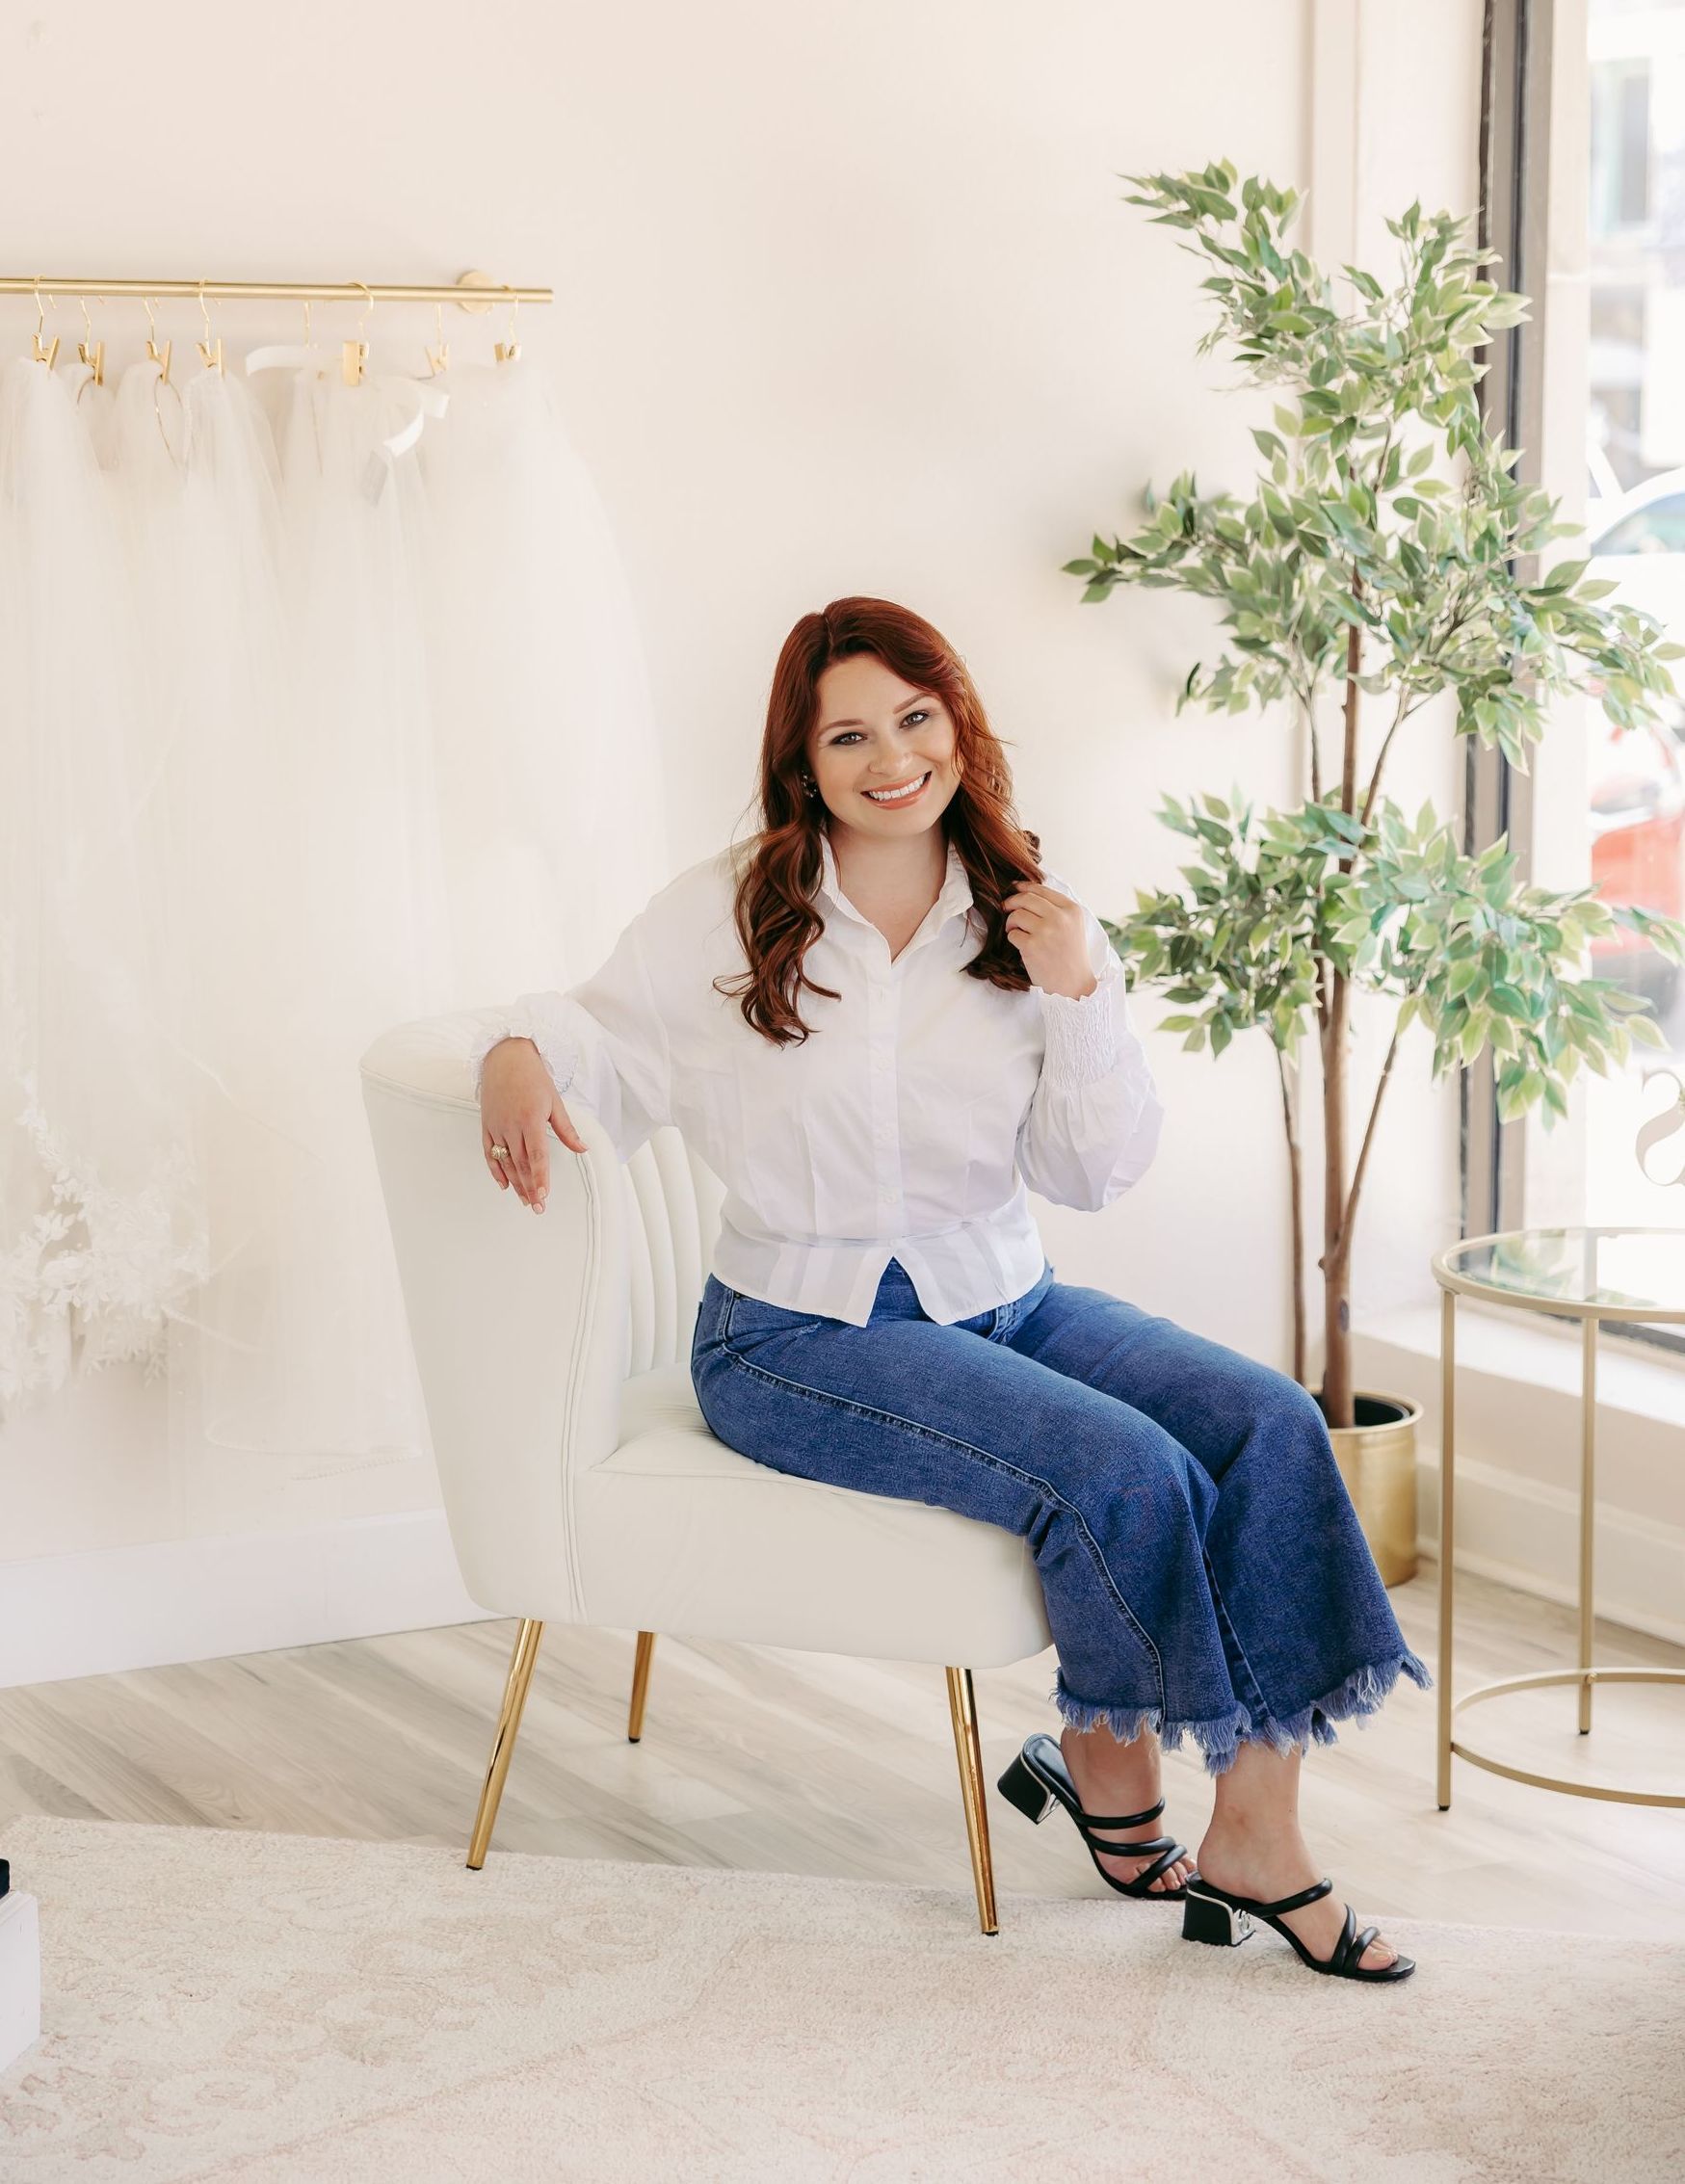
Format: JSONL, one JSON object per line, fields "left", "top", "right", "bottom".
{"left": 2, "top": 1557, "right": 1682, "bottom": 1942}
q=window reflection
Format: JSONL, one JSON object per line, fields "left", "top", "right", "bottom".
{"left": 1581, "top": 1, "right": 1685, "bottom": 1232}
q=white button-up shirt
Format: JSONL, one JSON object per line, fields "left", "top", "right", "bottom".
{"left": 469, "top": 831, "right": 1164, "bottom": 1327}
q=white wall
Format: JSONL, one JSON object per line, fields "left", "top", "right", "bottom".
{"left": 1294, "top": 0, "right": 1484, "bottom": 1339}
{"left": 0, "top": 1, "right": 1497, "bottom": 1671}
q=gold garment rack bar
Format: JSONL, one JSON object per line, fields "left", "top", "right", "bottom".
{"left": 0, "top": 276, "right": 552, "bottom": 306}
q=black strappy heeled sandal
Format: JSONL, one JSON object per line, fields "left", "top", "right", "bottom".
{"left": 995, "top": 1731, "right": 1197, "bottom": 1902}
{"left": 1181, "top": 1875, "right": 1415, "bottom": 1981}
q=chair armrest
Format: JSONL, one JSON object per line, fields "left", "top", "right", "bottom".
{"left": 359, "top": 1013, "right": 630, "bottom": 1622}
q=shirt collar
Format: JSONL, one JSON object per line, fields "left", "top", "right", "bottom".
{"left": 816, "top": 827, "right": 977, "bottom": 938}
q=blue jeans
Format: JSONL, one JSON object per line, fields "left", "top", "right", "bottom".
{"left": 690, "top": 1254, "right": 1432, "bottom": 1778}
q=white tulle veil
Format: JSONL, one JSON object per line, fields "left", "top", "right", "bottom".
{"left": 0, "top": 329, "right": 668, "bottom": 1491}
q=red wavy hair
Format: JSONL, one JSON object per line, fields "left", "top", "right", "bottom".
{"left": 713, "top": 596, "right": 1047, "bottom": 1046}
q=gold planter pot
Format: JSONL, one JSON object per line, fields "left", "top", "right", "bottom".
{"left": 1324, "top": 1390, "right": 1421, "bottom": 1588}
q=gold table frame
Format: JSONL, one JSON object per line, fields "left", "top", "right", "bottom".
{"left": 1433, "top": 1226, "right": 1685, "bottom": 1811}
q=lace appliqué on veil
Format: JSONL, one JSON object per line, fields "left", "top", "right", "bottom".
{"left": 1, "top": 1071, "right": 208, "bottom": 1410}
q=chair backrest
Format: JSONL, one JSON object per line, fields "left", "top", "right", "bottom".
{"left": 359, "top": 1012, "right": 724, "bottom": 1621}
{"left": 621, "top": 1127, "right": 727, "bottom": 1378}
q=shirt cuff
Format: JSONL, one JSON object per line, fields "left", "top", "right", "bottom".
{"left": 468, "top": 1008, "right": 579, "bottom": 1102}
{"left": 1039, "top": 970, "right": 1125, "bottom": 1089}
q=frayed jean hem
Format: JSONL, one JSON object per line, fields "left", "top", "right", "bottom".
{"left": 1243, "top": 1647, "right": 1435, "bottom": 1767}
{"left": 1049, "top": 1647, "right": 1435, "bottom": 1782}
{"left": 1049, "top": 1669, "right": 1254, "bottom": 1779}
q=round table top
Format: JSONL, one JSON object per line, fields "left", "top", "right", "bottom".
{"left": 1432, "top": 1225, "right": 1685, "bottom": 1323}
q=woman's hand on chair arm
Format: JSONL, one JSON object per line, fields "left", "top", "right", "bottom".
{"left": 480, "top": 1038, "right": 588, "bottom": 1212}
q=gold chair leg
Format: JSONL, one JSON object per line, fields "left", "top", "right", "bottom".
{"left": 627, "top": 1630, "right": 657, "bottom": 1742}
{"left": 945, "top": 1666, "right": 999, "bottom": 1935}
{"left": 466, "top": 1618, "right": 544, "bottom": 1869}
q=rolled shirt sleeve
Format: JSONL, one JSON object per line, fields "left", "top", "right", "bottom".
{"left": 469, "top": 908, "right": 672, "bottom": 1167}
{"left": 1016, "top": 879, "right": 1164, "bottom": 1212}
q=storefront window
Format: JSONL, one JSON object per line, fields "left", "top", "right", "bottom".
{"left": 1567, "top": 4, "right": 1685, "bottom": 1234}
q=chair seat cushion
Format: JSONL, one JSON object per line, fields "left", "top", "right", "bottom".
{"left": 573, "top": 1366, "right": 1053, "bottom": 1669}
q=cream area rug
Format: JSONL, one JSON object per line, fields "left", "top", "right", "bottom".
{"left": 1, "top": 1816, "right": 1682, "bottom": 2183}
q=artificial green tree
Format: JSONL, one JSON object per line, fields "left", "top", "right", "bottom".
{"left": 1068, "top": 160, "right": 1685, "bottom": 1430}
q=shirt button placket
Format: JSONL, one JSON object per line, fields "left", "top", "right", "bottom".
{"left": 871, "top": 975, "right": 900, "bottom": 1230}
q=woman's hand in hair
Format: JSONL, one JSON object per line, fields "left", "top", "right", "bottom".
{"left": 1002, "top": 884, "right": 1097, "bottom": 1002}
{"left": 480, "top": 1039, "right": 588, "bottom": 1212}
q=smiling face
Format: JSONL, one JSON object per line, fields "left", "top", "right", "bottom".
{"left": 804, "top": 652, "right": 961, "bottom": 843}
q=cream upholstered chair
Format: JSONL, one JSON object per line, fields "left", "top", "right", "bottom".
{"left": 358, "top": 1012, "right": 1055, "bottom": 1934}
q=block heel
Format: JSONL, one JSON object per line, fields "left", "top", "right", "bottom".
{"left": 995, "top": 1750, "right": 1056, "bottom": 1825}
{"left": 1181, "top": 1884, "right": 1254, "bottom": 1947}
{"left": 1179, "top": 1876, "right": 1415, "bottom": 1981}
{"left": 994, "top": 1732, "right": 1196, "bottom": 1902}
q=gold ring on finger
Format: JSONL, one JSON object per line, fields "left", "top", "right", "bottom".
{"left": 490, "top": 1143, "right": 510, "bottom": 1160}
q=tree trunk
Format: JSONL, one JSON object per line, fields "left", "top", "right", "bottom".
{"left": 1319, "top": 594, "right": 1363, "bottom": 1431}
{"left": 1277, "top": 1046, "right": 1306, "bottom": 1387}
{"left": 1319, "top": 963, "right": 1355, "bottom": 1429}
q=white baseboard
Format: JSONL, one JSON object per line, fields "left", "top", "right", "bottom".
{"left": 1357, "top": 1304, "right": 1685, "bottom": 1653}
{"left": 0, "top": 1511, "right": 502, "bottom": 1691}
{"left": 1414, "top": 1446, "right": 1685, "bottom": 1653}
{"left": 1, "top": 1464, "right": 1679, "bottom": 1694}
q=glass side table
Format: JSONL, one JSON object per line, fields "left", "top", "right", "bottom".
{"left": 1432, "top": 1226, "right": 1685, "bottom": 1811}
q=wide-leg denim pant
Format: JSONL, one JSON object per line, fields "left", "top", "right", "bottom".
{"left": 690, "top": 1253, "right": 1432, "bottom": 1778}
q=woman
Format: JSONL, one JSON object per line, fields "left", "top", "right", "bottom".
{"left": 474, "top": 596, "right": 1431, "bottom": 1986}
